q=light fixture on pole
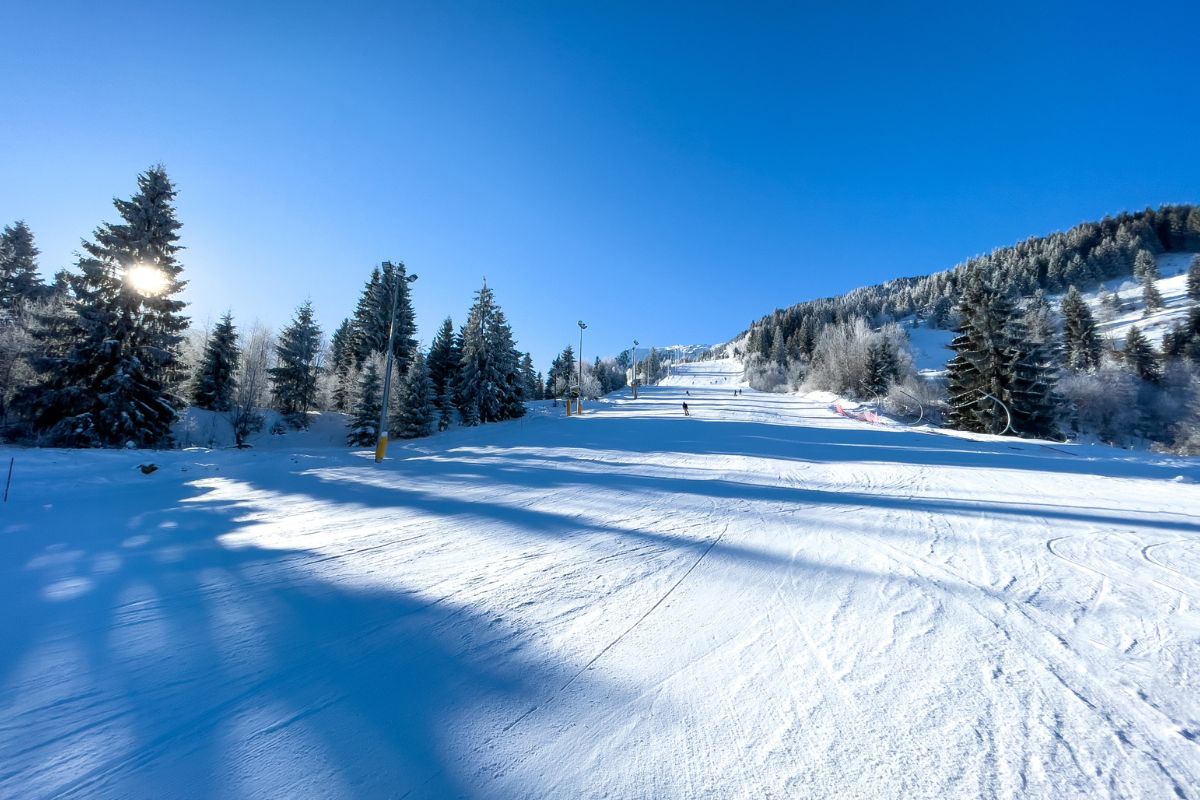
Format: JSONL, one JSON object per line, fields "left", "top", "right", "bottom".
{"left": 577, "top": 320, "right": 587, "bottom": 412}
{"left": 375, "top": 262, "right": 418, "bottom": 463}
{"left": 632, "top": 339, "right": 639, "bottom": 399}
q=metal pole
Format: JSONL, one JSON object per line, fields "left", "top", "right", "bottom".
{"left": 577, "top": 320, "right": 587, "bottom": 412}
{"left": 632, "top": 339, "right": 639, "bottom": 399}
{"left": 375, "top": 263, "right": 417, "bottom": 462}
{"left": 3, "top": 457, "right": 12, "bottom": 502}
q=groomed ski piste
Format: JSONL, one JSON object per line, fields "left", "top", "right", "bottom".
{"left": 3, "top": 360, "right": 1199, "bottom": 799}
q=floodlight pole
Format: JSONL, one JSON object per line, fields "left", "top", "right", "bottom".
{"left": 375, "top": 263, "right": 418, "bottom": 462}
{"left": 577, "top": 320, "right": 587, "bottom": 411}
{"left": 632, "top": 339, "right": 639, "bottom": 399}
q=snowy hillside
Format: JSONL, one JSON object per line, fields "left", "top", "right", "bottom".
{"left": 1088, "top": 251, "right": 1198, "bottom": 347}
{"left": 3, "top": 360, "right": 1199, "bottom": 798}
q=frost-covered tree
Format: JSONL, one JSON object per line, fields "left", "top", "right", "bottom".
{"left": 1142, "top": 273, "right": 1165, "bottom": 314}
{"left": 346, "top": 359, "right": 382, "bottom": 446}
{"left": 392, "top": 351, "right": 435, "bottom": 439}
{"left": 0, "top": 221, "right": 45, "bottom": 311}
{"left": 1123, "top": 326, "right": 1161, "bottom": 384}
{"left": 1188, "top": 255, "right": 1200, "bottom": 302}
{"left": 426, "top": 316, "right": 460, "bottom": 430}
{"left": 352, "top": 261, "right": 416, "bottom": 372}
{"left": 1061, "top": 286, "right": 1101, "bottom": 371}
{"left": 457, "top": 282, "right": 523, "bottom": 424}
{"left": 521, "top": 352, "right": 539, "bottom": 401}
{"left": 328, "top": 318, "right": 356, "bottom": 412}
{"left": 549, "top": 345, "right": 575, "bottom": 400}
{"left": 861, "top": 340, "right": 899, "bottom": 397}
{"left": 231, "top": 322, "right": 273, "bottom": 446}
{"left": 13, "top": 166, "right": 187, "bottom": 447}
{"left": 269, "top": 301, "right": 323, "bottom": 425}
{"left": 191, "top": 312, "right": 240, "bottom": 411}
{"left": 945, "top": 279, "right": 1052, "bottom": 436}
{"left": 1133, "top": 249, "right": 1158, "bottom": 281}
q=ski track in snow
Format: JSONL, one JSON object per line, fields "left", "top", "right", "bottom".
{"left": 3, "top": 358, "right": 1200, "bottom": 799}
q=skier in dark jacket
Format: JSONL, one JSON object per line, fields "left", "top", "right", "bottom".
{"left": 682, "top": 402, "right": 690, "bottom": 416}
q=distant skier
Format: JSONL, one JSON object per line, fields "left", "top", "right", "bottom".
{"left": 682, "top": 402, "right": 690, "bottom": 416}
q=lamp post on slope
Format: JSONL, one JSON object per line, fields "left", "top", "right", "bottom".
{"left": 375, "top": 263, "right": 418, "bottom": 463}
{"left": 577, "top": 320, "right": 587, "bottom": 412}
{"left": 631, "top": 339, "right": 639, "bottom": 399}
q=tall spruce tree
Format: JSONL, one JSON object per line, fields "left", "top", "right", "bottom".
{"left": 1061, "top": 286, "right": 1101, "bottom": 371}
{"left": 328, "top": 318, "right": 356, "bottom": 412}
{"left": 351, "top": 261, "right": 417, "bottom": 372}
{"left": 346, "top": 360, "right": 381, "bottom": 446}
{"left": 427, "top": 317, "right": 460, "bottom": 431}
{"left": 1005, "top": 315, "right": 1060, "bottom": 439}
{"left": 13, "top": 166, "right": 187, "bottom": 447}
{"left": 1123, "top": 326, "right": 1161, "bottom": 384}
{"left": 947, "top": 279, "right": 1059, "bottom": 438}
{"left": 1133, "top": 249, "right": 1157, "bottom": 280}
{"left": 269, "top": 301, "right": 323, "bottom": 425}
{"left": 192, "top": 312, "right": 240, "bottom": 411}
{"left": 861, "top": 340, "right": 898, "bottom": 397}
{"left": 1188, "top": 255, "right": 1200, "bottom": 302}
{"left": 521, "top": 353, "right": 539, "bottom": 401}
{"left": 457, "top": 282, "right": 524, "bottom": 424}
{"left": 0, "top": 221, "right": 45, "bottom": 312}
{"left": 1142, "top": 273, "right": 1165, "bottom": 314}
{"left": 392, "top": 351, "right": 435, "bottom": 439}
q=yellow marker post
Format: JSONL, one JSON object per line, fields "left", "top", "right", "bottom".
{"left": 375, "top": 431, "right": 389, "bottom": 462}
{"left": 565, "top": 398, "right": 572, "bottom": 416}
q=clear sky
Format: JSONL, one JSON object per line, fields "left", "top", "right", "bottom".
{"left": 2, "top": 1, "right": 1198, "bottom": 370}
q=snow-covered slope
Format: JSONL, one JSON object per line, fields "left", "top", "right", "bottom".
{"left": 1089, "top": 251, "right": 1198, "bottom": 347}
{"left": 3, "top": 360, "right": 1199, "bottom": 798}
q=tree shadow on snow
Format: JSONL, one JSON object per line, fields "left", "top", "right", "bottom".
{"left": 0, "top": 476, "right": 615, "bottom": 799}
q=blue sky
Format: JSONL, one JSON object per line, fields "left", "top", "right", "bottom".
{"left": 2, "top": 1, "right": 1198, "bottom": 370}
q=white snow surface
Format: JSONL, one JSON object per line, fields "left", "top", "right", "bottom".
{"left": 3, "top": 359, "right": 1200, "bottom": 799}
{"left": 1088, "top": 252, "right": 1198, "bottom": 348}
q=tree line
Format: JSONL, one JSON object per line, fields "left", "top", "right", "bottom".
{"left": 732, "top": 206, "right": 1200, "bottom": 451}
{"left": 0, "top": 166, "right": 542, "bottom": 448}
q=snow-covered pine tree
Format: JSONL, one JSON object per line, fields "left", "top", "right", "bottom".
{"left": 1133, "top": 249, "right": 1157, "bottom": 280}
{"left": 1061, "top": 286, "right": 1101, "bottom": 371}
{"left": 1188, "top": 255, "right": 1200, "bottom": 302}
{"left": 392, "top": 351, "right": 435, "bottom": 439}
{"left": 0, "top": 221, "right": 46, "bottom": 312}
{"left": 328, "top": 318, "right": 356, "bottom": 412}
{"left": 346, "top": 359, "right": 382, "bottom": 446}
{"left": 1123, "top": 326, "right": 1161, "bottom": 384}
{"left": 534, "top": 371, "right": 545, "bottom": 400}
{"left": 269, "top": 301, "right": 323, "bottom": 426}
{"left": 351, "top": 261, "right": 417, "bottom": 373}
{"left": 1142, "top": 273, "right": 1165, "bottom": 314}
{"left": 946, "top": 277, "right": 1017, "bottom": 434}
{"left": 427, "top": 316, "right": 460, "bottom": 430}
{"left": 12, "top": 166, "right": 187, "bottom": 447}
{"left": 350, "top": 267, "right": 382, "bottom": 367}
{"left": 1005, "top": 315, "right": 1060, "bottom": 439}
{"left": 594, "top": 357, "right": 610, "bottom": 395}
{"left": 458, "top": 281, "right": 525, "bottom": 424}
{"left": 554, "top": 346, "right": 575, "bottom": 399}
{"left": 860, "top": 339, "right": 897, "bottom": 397}
{"left": 489, "top": 306, "right": 525, "bottom": 420}
{"left": 106, "top": 167, "right": 189, "bottom": 388}
{"left": 191, "top": 311, "right": 240, "bottom": 411}
{"left": 522, "top": 353, "right": 539, "bottom": 400}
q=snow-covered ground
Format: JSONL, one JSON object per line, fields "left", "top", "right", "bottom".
{"left": 1089, "top": 252, "right": 1198, "bottom": 348}
{"left": 3, "top": 359, "right": 1200, "bottom": 799}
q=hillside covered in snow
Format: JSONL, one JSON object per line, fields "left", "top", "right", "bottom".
{"left": 3, "top": 361, "right": 1199, "bottom": 799}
